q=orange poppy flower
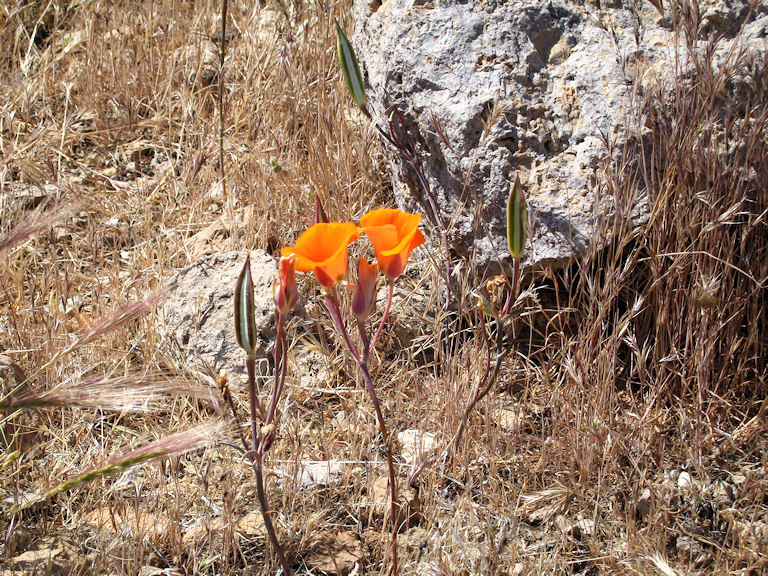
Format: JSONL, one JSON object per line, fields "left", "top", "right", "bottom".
{"left": 360, "top": 208, "right": 425, "bottom": 279}
{"left": 281, "top": 222, "right": 360, "bottom": 288}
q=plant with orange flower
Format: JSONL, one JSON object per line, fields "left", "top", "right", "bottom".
{"left": 232, "top": 254, "right": 298, "bottom": 575}
{"left": 282, "top": 208, "right": 425, "bottom": 576}
{"left": 337, "top": 23, "right": 454, "bottom": 358}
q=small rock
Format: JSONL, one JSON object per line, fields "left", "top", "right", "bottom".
{"left": 84, "top": 507, "right": 168, "bottom": 542}
{"left": 182, "top": 517, "right": 226, "bottom": 548}
{"left": 4, "top": 182, "right": 56, "bottom": 211}
{"left": 730, "top": 472, "right": 747, "bottom": 487}
{"left": 278, "top": 460, "right": 346, "bottom": 490}
{"left": 236, "top": 512, "right": 267, "bottom": 538}
{"left": 173, "top": 44, "right": 219, "bottom": 86}
{"left": 405, "top": 526, "right": 429, "bottom": 550}
{"left": 493, "top": 406, "right": 524, "bottom": 433}
{"left": 102, "top": 215, "right": 131, "bottom": 247}
{"left": 0, "top": 354, "right": 25, "bottom": 388}
{"left": 677, "top": 471, "right": 695, "bottom": 492}
{"left": 376, "top": 275, "right": 436, "bottom": 349}
{"left": 189, "top": 207, "right": 257, "bottom": 260}
{"left": 368, "top": 476, "right": 420, "bottom": 526}
{"left": 548, "top": 35, "right": 572, "bottom": 65}
{"left": 636, "top": 487, "right": 652, "bottom": 519}
{"left": 711, "top": 481, "right": 734, "bottom": 509}
{"left": 308, "top": 530, "right": 363, "bottom": 575}
{"left": 7, "top": 535, "right": 85, "bottom": 575}
{"left": 292, "top": 345, "right": 335, "bottom": 392}
{"left": 397, "top": 429, "right": 437, "bottom": 465}
{"left": 576, "top": 517, "right": 595, "bottom": 537}
{"left": 511, "top": 562, "right": 527, "bottom": 576}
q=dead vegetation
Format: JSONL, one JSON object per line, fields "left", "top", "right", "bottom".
{"left": 1, "top": 1, "right": 766, "bottom": 575}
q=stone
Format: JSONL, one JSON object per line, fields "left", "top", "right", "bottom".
{"left": 0, "top": 354, "right": 25, "bottom": 390}
{"left": 307, "top": 530, "right": 363, "bottom": 575}
{"left": 351, "top": 0, "right": 768, "bottom": 271}
{"left": 278, "top": 459, "right": 346, "bottom": 490}
{"left": 397, "top": 429, "right": 437, "bottom": 465}
{"left": 2, "top": 182, "right": 57, "bottom": 211}
{"left": 161, "top": 250, "right": 277, "bottom": 377}
{"left": 377, "top": 271, "right": 437, "bottom": 349}
{"left": 189, "top": 207, "right": 259, "bottom": 261}
{"left": 173, "top": 43, "right": 219, "bottom": 87}
{"left": 5, "top": 536, "right": 86, "bottom": 576}
{"left": 493, "top": 405, "right": 524, "bottom": 433}
{"left": 235, "top": 512, "right": 267, "bottom": 538}
{"left": 84, "top": 507, "right": 169, "bottom": 542}
{"left": 368, "top": 476, "right": 420, "bottom": 526}
{"left": 636, "top": 487, "right": 652, "bottom": 519}
{"left": 677, "top": 471, "right": 694, "bottom": 492}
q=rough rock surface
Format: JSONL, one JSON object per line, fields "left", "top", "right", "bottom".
{"left": 161, "top": 250, "right": 277, "bottom": 377}
{"left": 352, "top": 0, "right": 768, "bottom": 270}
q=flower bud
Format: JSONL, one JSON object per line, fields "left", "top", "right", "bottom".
{"left": 352, "top": 258, "right": 378, "bottom": 319}
{"left": 273, "top": 256, "right": 298, "bottom": 314}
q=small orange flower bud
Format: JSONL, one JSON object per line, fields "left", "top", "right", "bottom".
{"left": 273, "top": 256, "right": 299, "bottom": 314}
{"left": 352, "top": 258, "right": 378, "bottom": 319}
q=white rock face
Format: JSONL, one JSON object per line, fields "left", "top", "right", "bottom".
{"left": 161, "top": 250, "right": 277, "bottom": 376}
{"left": 352, "top": 0, "right": 768, "bottom": 270}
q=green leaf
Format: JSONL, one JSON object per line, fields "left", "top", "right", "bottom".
{"left": 506, "top": 173, "right": 528, "bottom": 261}
{"left": 336, "top": 21, "right": 367, "bottom": 110}
{"left": 234, "top": 254, "right": 258, "bottom": 359}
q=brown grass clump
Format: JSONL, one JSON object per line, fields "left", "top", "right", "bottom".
{"left": 1, "top": 1, "right": 766, "bottom": 575}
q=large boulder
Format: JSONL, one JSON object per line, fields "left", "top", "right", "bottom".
{"left": 351, "top": 0, "right": 768, "bottom": 270}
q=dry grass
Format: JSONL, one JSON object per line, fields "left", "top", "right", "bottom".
{"left": 1, "top": 1, "right": 766, "bottom": 575}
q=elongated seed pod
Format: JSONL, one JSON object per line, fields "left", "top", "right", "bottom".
{"left": 506, "top": 173, "right": 528, "bottom": 261}
{"left": 234, "top": 254, "right": 258, "bottom": 359}
{"left": 336, "top": 21, "right": 367, "bottom": 110}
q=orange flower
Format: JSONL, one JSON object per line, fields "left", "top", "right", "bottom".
{"left": 281, "top": 222, "right": 360, "bottom": 288}
{"left": 360, "top": 208, "right": 425, "bottom": 279}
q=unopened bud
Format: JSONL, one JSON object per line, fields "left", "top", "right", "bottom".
{"left": 352, "top": 258, "right": 378, "bottom": 319}
{"left": 273, "top": 256, "right": 298, "bottom": 314}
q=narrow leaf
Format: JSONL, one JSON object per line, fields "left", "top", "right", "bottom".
{"left": 234, "top": 254, "right": 258, "bottom": 359}
{"left": 506, "top": 173, "right": 528, "bottom": 261}
{"left": 336, "top": 21, "right": 367, "bottom": 110}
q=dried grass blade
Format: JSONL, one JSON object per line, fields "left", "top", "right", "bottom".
{"left": 3, "top": 422, "right": 222, "bottom": 518}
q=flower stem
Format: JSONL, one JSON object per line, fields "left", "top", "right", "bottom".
{"left": 358, "top": 361, "right": 399, "bottom": 576}
{"left": 246, "top": 311, "right": 291, "bottom": 574}
{"left": 324, "top": 290, "right": 361, "bottom": 364}
{"left": 367, "top": 281, "right": 394, "bottom": 362}
{"left": 253, "top": 454, "right": 291, "bottom": 575}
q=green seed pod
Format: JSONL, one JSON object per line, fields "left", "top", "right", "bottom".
{"left": 234, "top": 254, "right": 258, "bottom": 359}
{"left": 506, "top": 173, "right": 528, "bottom": 261}
{"left": 336, "top": 21, "right": 367, "bottom": 110}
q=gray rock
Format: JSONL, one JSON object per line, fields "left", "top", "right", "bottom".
{"left": 161, "top": 250, "right": 277, "bottom": 377}
{"left": 351, "top": 0, "right": 768, "bottom": 271}
{"left": 0, "top": 354, "right": 25, "bottom": 390}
